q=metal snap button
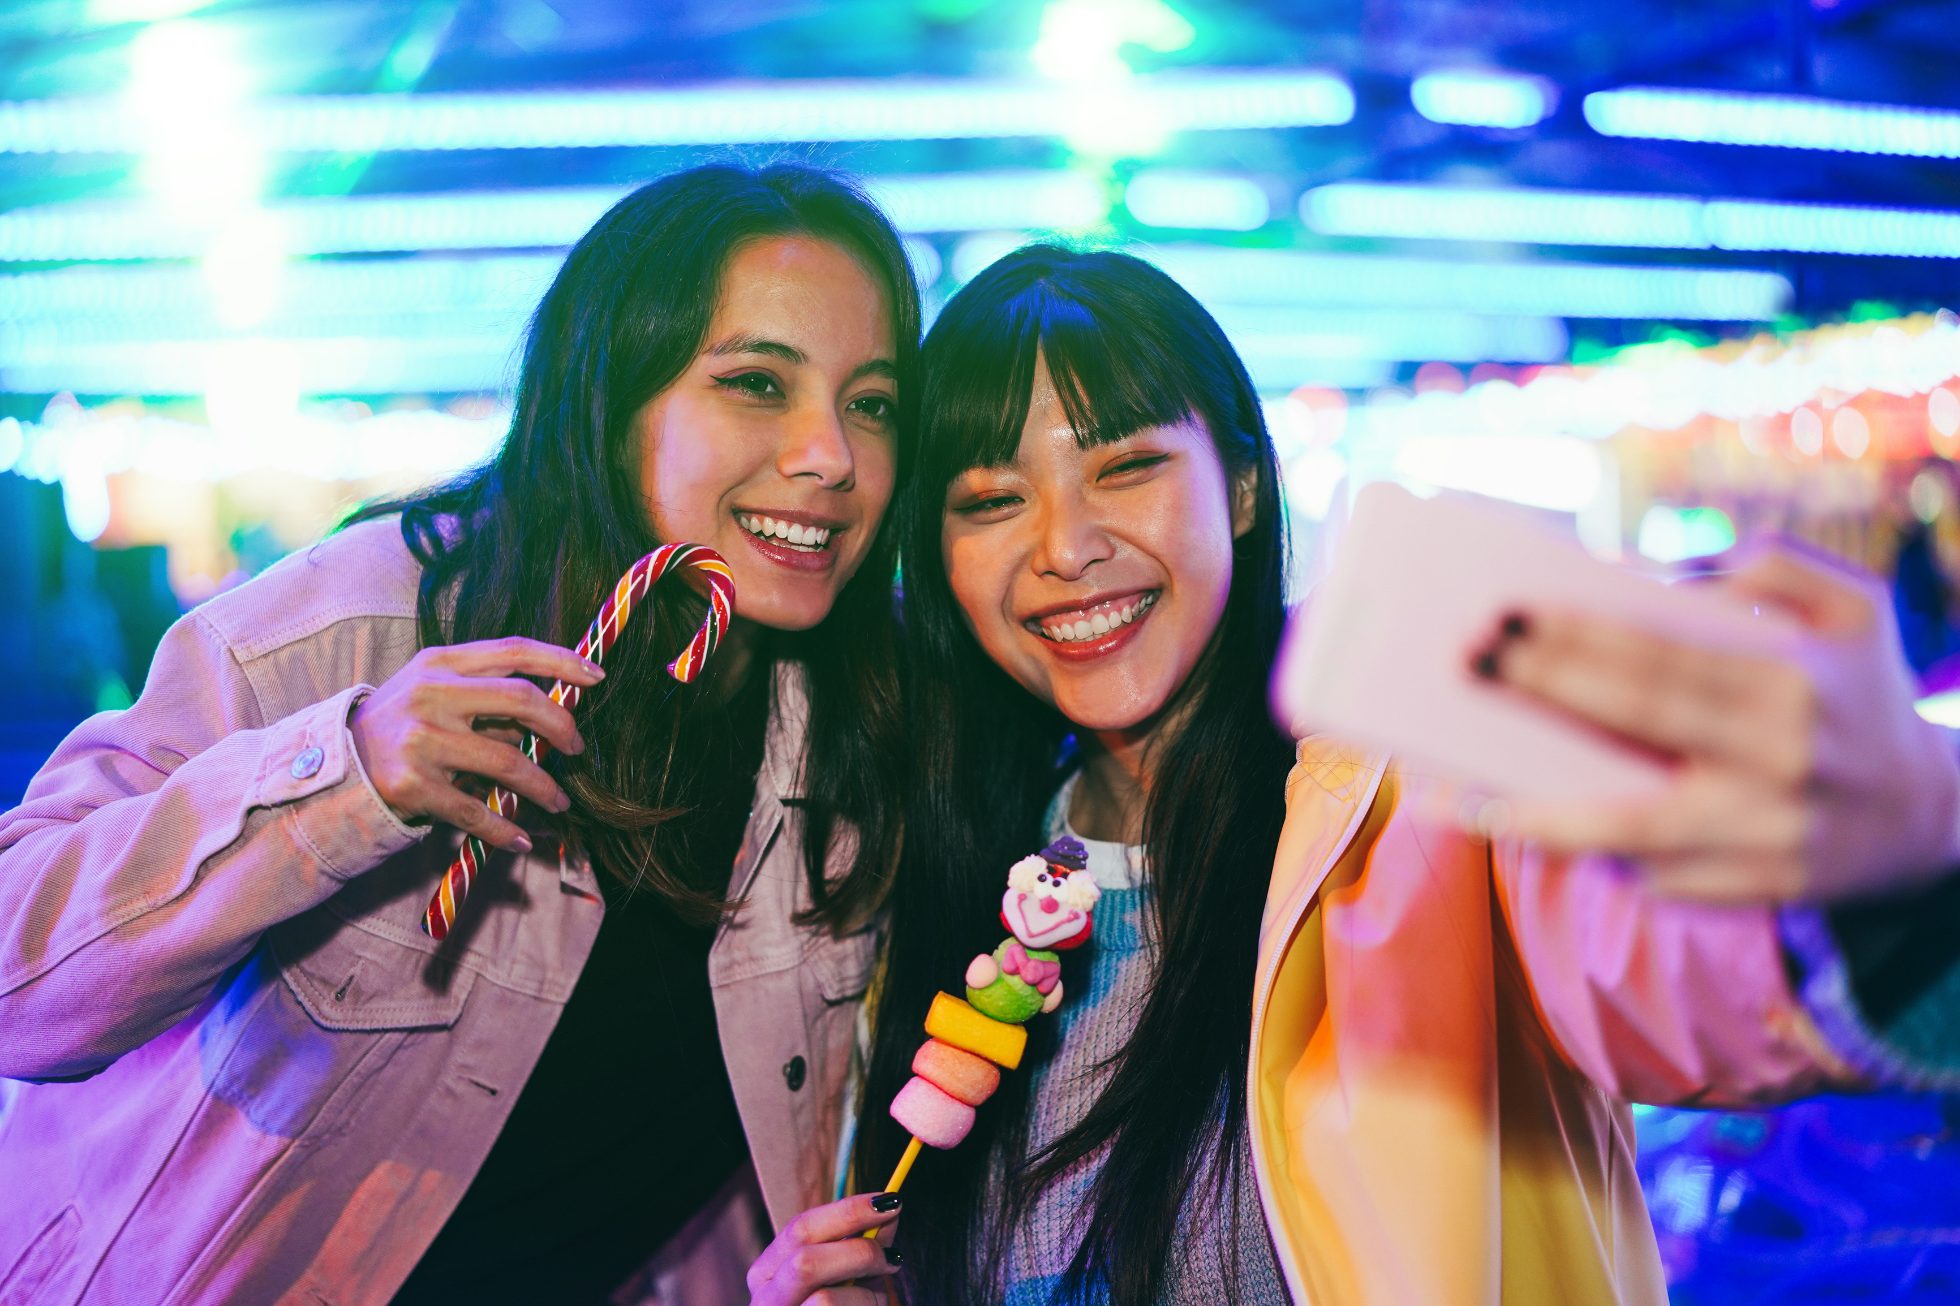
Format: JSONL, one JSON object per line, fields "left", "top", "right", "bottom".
{"left": 783, "top": 1055, "right": 807, "bottom": 1091}
{"left": 290, "top": 746, "right": 324, "bottom": 780}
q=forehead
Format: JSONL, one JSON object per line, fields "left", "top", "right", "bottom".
{"left": 708, "top": 235, "right": 894, "bottom": 350}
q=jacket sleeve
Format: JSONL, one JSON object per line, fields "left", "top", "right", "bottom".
{"left": 1492, "top": 838, "right": 1860, "bottom": 1108}
{"left": 0, "top": 608, "right": 426, "bottom": 1081}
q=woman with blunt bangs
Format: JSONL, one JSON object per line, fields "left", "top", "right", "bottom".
{"left": 749, "top": 244, "right": 1959, "bottom": 1306}
{"left": 0, "top": 163, "right": 917, "bottom": 1306}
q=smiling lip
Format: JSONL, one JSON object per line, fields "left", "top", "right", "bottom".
{"left": 732, "top": 507, "right": 848, "bottom": 575}
{"left": 1025, "top": 590, "right": 1159, "bottom": 663}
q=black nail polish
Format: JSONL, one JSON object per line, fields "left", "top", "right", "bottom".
{"left": 871, "top": 1192, "right": 902, "bottom": 1212}
{"left": 1499, "top": 610, "right": 1529, "bottom": 640}
{"left": 1471, "top": 647, "right": 1502, "bottom": 681}
{"left": 884, "top": 1247, "right": 905, "bottom": 1267}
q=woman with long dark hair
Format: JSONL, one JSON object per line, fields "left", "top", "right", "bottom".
{"left": 0, "top": 162, "right": 918, "bottom": 1305}
{"left": 750, "top": 245, "right": 1959, "bottom": 1305}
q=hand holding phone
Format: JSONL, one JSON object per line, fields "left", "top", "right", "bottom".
{"left": 1272, "top": 483, "right": 1960, "bottom": 903}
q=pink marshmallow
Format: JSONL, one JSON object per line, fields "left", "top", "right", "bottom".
{"left": 890, "top": 1075, "right": 977, "bottom": 1149}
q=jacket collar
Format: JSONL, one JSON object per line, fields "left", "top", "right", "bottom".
{"left": 1261, "top": 735, "right": 1392, "bottom": 940}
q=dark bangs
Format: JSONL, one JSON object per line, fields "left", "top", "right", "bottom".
{"left": 919, "top": 245, "right": 1220, "bottom": 492}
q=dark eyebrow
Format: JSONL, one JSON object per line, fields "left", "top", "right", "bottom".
{"left": 706, "top": 336, "right": 896, "bottom": 388}
{"left": 707, "top": 334, "right": 806, "bottom": 364}
{"left": 849, "top": 358, "right": 898, "bottom": 384}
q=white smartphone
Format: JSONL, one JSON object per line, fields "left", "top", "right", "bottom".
{"left": 1271, "top": 483, "right": 1796, "bottom": 804}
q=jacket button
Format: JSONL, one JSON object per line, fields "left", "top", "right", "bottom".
{"left": 290, "top": 746, "right": 324, "bottom": 780}
{"left": 783, "top": 1055, "right": 806, "bottom": 1091}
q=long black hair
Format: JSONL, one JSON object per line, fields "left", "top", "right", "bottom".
{"left": 350, "top": 163, "right": 920, "bottom": 930}
{"left": 857, "top": 245, "right": 1295, "bottom": 1301}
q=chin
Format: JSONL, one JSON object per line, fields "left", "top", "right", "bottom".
{"left": 742, "top": 595, "right": 833, "bottom": 632}
{"left": 1050, "top": 692, "right": 1165, "bottom": 735}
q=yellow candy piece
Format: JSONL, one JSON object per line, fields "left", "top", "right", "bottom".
{"left": 924, "top": 992, "right": 1026, "bottom": 1070}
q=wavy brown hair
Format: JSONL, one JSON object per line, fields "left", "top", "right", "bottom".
{"left": 352, "top": 163, "right": 919, "bottom": 930}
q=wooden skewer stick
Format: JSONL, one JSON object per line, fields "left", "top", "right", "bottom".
{"left": 884, "top": 1135, "right": 925, "bottom": 1194}
{"left": 861, "top": 1135, "right": 926, "bottom": 1246}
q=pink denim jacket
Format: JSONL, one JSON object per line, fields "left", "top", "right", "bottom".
{"left": 0, "top": 519, "right": 876, "bottom": 1305}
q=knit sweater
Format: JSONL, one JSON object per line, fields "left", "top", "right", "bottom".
{"left": 992, "top": 776, "right": 1287, "bottom": 1305}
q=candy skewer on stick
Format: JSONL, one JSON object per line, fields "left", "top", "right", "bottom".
{"left": 421, "top": 542, "right": 735, "bottom": 940}
{"left": 874, "top": 838, "right": 1101, "bottom": 1197}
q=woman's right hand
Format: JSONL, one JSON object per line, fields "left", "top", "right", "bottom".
{"left": 746, "top": 1193, "right": 903, "bottom": 1306}
{"left": 349, "top": 637, "right": 604, "bottom": 854}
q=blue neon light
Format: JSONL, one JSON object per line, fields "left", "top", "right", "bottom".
{"left": 1410, "top": 71, "right": 1555, "bottom": 129}
{"left": 1302, "top": 182, "right": 1960, "bottom": 259}
{"left": 1585, "top": 86, "right": 1960, "bottom": 157}
{"left": 0, "top": 72, "right": 1355, "bottom": 155}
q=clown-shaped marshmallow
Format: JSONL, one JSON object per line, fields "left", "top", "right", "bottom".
{"left": 1002, "top": 838, "right": 1100, "bottom": 950}
{"left": 964, "top": 837, "right": 1102, "bottom": 1023}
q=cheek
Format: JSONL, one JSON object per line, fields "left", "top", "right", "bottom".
{"left": 638, "top": 393, "right": 760, "bottom": 540}
{"left": 853, "top": 437, "right": 899, "bottom": 524}
{"left": 1157, "top": 481, "right": 1238, "bottom": 616}
{"left": 941, "top": 538, "right": 996, "bottom": 629}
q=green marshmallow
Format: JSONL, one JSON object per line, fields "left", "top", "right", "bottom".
{"left": 963, "top": 940, "right": 1060, "bottom": 1025}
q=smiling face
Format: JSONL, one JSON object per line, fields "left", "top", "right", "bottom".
{"left": 940, "top": 354, "right": 1254, "bottom": 735}
{"left": 633, "top": 234, "right": 899, "bottom": 632}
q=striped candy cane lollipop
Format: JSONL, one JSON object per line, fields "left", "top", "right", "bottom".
{"left": 421, "top": 542, "right": 735, "bottom": 940}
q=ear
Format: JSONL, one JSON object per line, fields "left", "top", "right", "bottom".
{"left": 1230, "top": 464, "right": 1259, "bottom": 540}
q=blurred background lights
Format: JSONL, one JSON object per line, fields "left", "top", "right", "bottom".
{"left": 124, "top": 20, "right": 262, "bottom": 221}
{"left": 1410, "top": 70, "right": 1556, "bottom": 128}
{"left": 1032, "top": 0, "right": 1195, "bottom": 81}
{"left": 1584, "top": 86, "right": 1960, "bottom": 157}
{"left": 1302, "top": 182, "right": 1960, "bottom": 259}
{"left": 1393, "top": 433, "right": 1602, "bottom": 512}
{"left": 1124, "top": 170, "right": 1269, "bottom": 230}
{"left": 1636, "top": 505, "right": 1739, "bottom": 563}
{"left": 1830, "top": 406, "right": 1871, "bottom": 458}
{"left": 0, "top": 72, "right": 1361, "bottom": 154}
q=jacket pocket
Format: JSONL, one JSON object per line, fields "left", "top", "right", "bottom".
{"left": 269, "top": 909, "right": 475, "bottom": 1033}
{"left": 0, "top": 1205, "right": 81, "bottom": 1305}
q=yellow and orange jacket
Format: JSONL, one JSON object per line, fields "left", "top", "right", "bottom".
{"left": 1248, "top": 738, "right": 1855, "bottom": 1305}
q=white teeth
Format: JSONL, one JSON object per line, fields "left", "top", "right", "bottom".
{"left": 737, "top": 514, "right": 831, "bottom": 550}
{"left": 1036, "top": 593, "right": 1156, "bottom": 643}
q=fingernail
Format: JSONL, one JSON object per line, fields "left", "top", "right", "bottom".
{"left": 1499, "top": 610, "right": 1530, "bottom": 640}
{"left": 554, "top": 791, "right": 572, "bottom": 813}
{"left": 586, "top": 661, "right": 605, "bottom": 680}
{"left": 870, "top": 1192, "right": 902, "bottom": 1213}
{"left": 570, "top": 735, "right": 586, "bottom": 755}
{"left": 1471, "top": 647, "right": 1502, "bottom": 681}
{"left": 884, "top": 1247, "right": 904, "bottom": 1267}
{"left": 513, "top": 834, "right": 534, "bottom": 853}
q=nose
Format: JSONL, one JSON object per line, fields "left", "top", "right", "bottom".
{"left": 777, "top": 406, "right": 855, "bottom": 491}
{"left": 1030, "top": 494, "right": 1113, "bottom": 582}
{"left": 1038, "top": 896, "right": 1059, "bottom": 914}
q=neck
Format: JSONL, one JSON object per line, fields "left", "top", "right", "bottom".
{"left": 1069, "top": 725, "right": 1157, "bottom": 845}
